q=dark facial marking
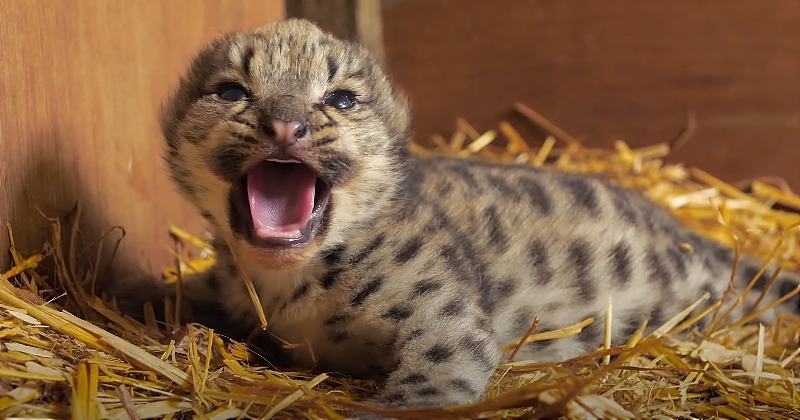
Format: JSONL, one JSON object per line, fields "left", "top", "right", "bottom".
{"left": 350, "top": 234, "right": 386, "bottom": 265}
{"left": 321, "top": 244, "right": 346, "bottom": 266}
{"left": 610, "top": 243, "right": 633, "bottom": 286}
{"left": 351, "top": 276, "right": 384, "bottom": 307}
{"left": 312, "top": 136, "right": 337, "bottom": 147}
{"left": 210, "top": 144, "right": 250, "bottom": 182}
{"left": 382, "top": 304, "right": 414, "bottom": 322}
{"left": 231, "top": 113, "right": 258, "bottom": 130}
{"left": 231, "top": 131, "right": 259, "bottom": 145}
{"left": 317, "top": 151, "right": 355, "bottom": 186}
{"left": 241, "top": 46, "right": 255, "bottom": 76}
{"left": 326, "top": 55, "right": 339, "bottom": 82}
{"left": 395, "top": 236, "right": 424, "bottom": 264}
{"left": 200, "top": 210, "right": 214, "bottom": 221}
{"left": 423, "top": 344, "right": 454, "bottom": 364}
{"left": 320, "top": 268, "right": 344, "bottom": 289}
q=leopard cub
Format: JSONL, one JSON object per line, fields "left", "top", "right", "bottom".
{"left": 109, "top": 19, "right": 800, "bottom": 415}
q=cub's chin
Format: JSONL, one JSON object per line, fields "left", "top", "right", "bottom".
{"left": 236, "top": 239, "right": 321, "bottom": 271}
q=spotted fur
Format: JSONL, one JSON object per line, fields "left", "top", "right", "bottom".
{"left": 107, "top": 19, "right": 800, "bottom": 417}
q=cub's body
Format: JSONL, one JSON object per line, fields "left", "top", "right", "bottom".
{"left": 109, "top": 19, "right": 800, "bottom": 414}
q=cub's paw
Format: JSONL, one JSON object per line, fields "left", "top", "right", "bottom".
{"left": 101, "top": 271, "right": 173, "bottom": 320}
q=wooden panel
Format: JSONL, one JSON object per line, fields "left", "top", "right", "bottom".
{"left": 382, "top": 0, "right": 800, "bottom": 188}
{"left": 0, "top": 0, "right": 284, "bottom": 278}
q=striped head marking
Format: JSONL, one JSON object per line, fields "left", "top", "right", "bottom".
{"left": 160, "top": 19, "right": 411, "bottom": 269}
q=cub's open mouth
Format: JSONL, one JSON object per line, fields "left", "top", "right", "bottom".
{"left": 230, "top": 159, "right": 331, "bottom": 247}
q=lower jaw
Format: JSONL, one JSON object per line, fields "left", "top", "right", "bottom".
{"left": 237, "top": 244, "right": 316, "bottom": 270}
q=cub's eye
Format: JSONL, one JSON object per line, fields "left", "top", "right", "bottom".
{"left": 324, "top": 90, "right": 356, "bottom": 110}
{"left": 216, "top": 83, "right": 248, "bottom": 102}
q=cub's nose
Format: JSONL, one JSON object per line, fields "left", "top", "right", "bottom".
{"left": 265, "top": 120, "right": 309, "bottom": 146}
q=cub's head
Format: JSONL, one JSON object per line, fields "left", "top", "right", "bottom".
{"left": 161, "top": 19, "right": 412, "bottom": 269}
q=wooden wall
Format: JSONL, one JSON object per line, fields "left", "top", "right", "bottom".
{"left": 381, "top": 0, "right": 800, "bottom": 189}
{"left": 0, "top": 1, "right": 284, "bottom": 278}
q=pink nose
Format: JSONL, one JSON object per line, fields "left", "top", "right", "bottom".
{"left": 270, "top": 120, "right": 308, "bottom": 145}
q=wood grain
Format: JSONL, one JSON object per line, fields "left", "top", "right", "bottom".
{"left": 0, "top": 0, "right": 284, "bottom": 279}
{"left": 382, "top": 0, "right": 800, "bottom": 188}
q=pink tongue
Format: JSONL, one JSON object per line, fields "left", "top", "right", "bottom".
{"left": 246, "top": 162, "right": 317, "bottom": 240}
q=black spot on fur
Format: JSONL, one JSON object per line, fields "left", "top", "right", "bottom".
{"left": 400, "top": 374, "right": 428, "bottom": 385}
{"left": 324, "top": 313, "right": 346, "bottom": 325}
{"left": 577, "top": 318, "right": 602, "bottom": 344}
{"left": 412, "top": 278, "right": 442, "bottom": 296}
{"left": 350, "top": 234, "right": 386, "bottom": 265}
{"left": 476, "top": 317, "right": 494, "bottom": 335}
{"left": 530, "top": 239, "right": 554, "bottom": 285}
{"left": 416, "top": 387, "right": 442, "bottom": 397}
{"left": 611, "top": 243, "right": 633, "bottom": 286}
{"left": 406, "top": 329, "right": 425, "bottom": 341}
{"left": 712, "top": 245, "right": 734, "bottom": 267}
{"left": 610, "top": 186, "right": 638, "bottom": 224}
{"left": 742, "top": 264, "right": 769, "bottom": 290}
{"left": 569, "top": 241, "right": 596, "bottom": 301}
{"left": 330, "top": 331, "right": 348, "bottom": 343}
{"left": 496, "top": 278, "right": 517, "bottom": 302}
{"left": 511, "top": 308, "right": 534, "bottom": 335}
{"left": 211, "top": 145, "right": 249, "bottom": 182}
{"left": 395, "top": 236, "right": 424, "bottom": 264}
{"left": 667, "top": 245, "right": 689, "bottom": 278}
{"left": 650, "top": 307, "right": 665, "bottom": 326}
{"left": 646, "top": 250, "right": 671, "bottom": 290}
{"left": 460, "top": 336, "right": 495, "bottom": 371}
{"left": 200, "top": 210, "right": 214, "bottom": 221}
{"left": 519, "top": 177, "right": 553, "bottom": 215}
{"left": 450, "top": 378, "right": 478, "bottom": 396}
{"left": 440, "top": 299, "right": 466, "bottom": 317}
{"left": 382, "top": 304, "right": 414, "bottom": 322}
{"left": 290, "top": 282, "right": 310, "bottom": 302}
{"left": 423, "top": 344, "right": 453, "bottom": 364}
{"left": 384, "top": 393, "right": 405, "bottom": 404}
{"left": 351, "top": 277, "right": 384, "bottom": 306}
{"left": 486, "top": 174, "right": 519, "bottom": 199}
{"left": 320, "top": 268, "right": 344, "bottom": 289}
{"left": 486, "top": 206, "right": 508, "bottom": 251}
{"left": 563, "top": 176, "right": 600, "bottom": 215}
{"left": 450, "top": 164, "right": 478, "bottom": 186}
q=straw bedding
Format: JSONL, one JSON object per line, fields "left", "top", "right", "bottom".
{"left": 1, "top": 103, "right": 799, "bottom": 419}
